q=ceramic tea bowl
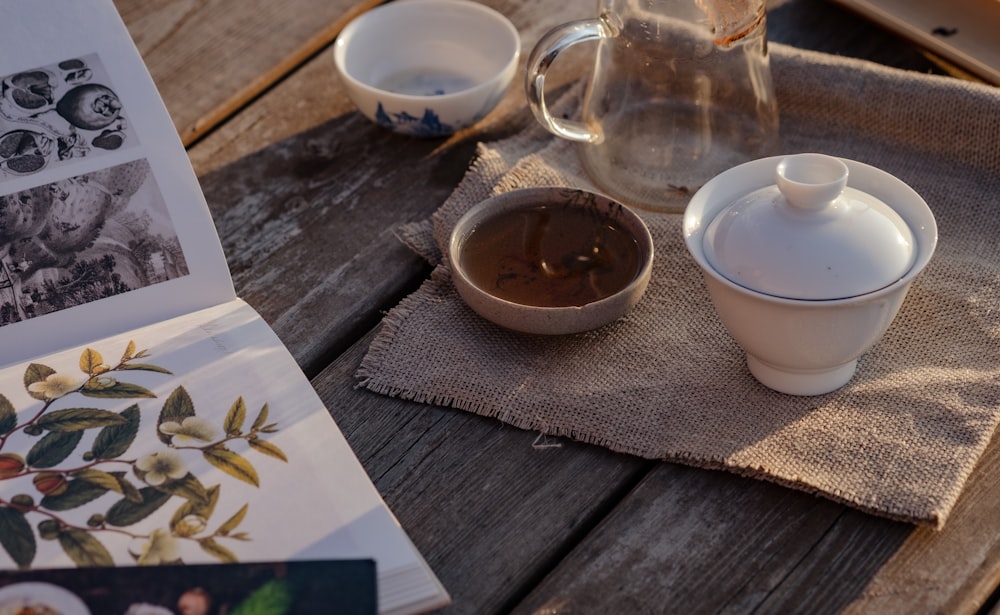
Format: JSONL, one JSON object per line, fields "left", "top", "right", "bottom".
{"left": 449, "top": 187, "right": 654, "bottom": 335}
{"left": 333, "top": 0, "right": 520, "bottom": 137}
{"left": 683, "top": 153, "right": 937, "bottom": 396}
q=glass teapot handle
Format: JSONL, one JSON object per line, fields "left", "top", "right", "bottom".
{"left": 524, "top": 17, "right": 615, "bottom": 143}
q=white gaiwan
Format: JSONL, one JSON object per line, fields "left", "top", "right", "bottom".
{"left": 684, "top": 153, "right": 938, "bottom": 395}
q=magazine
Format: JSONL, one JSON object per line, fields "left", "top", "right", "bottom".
{"left": 0, "top": 1, "right": 450, "bottom": 614}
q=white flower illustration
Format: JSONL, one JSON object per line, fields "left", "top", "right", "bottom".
{"left": 159, "top": 416, "right": 219, "bottom": 444}
{"left": 174, "top": 514, "right": 208, "bottom": 537}
{"left": 26, "top": 373, "right": 80, "bottom": 399}
{"left": 135, "top": 449, "right": 186, "bottom": 485}
{"left": 135, "top": 528, "right": 180, "bottom": 565}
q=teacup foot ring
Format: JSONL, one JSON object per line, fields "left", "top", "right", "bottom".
{"left": 746, "top": 355, "right": 858, "bottom": 396}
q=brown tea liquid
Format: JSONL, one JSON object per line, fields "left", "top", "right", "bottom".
{"left": 459, "top": 204, "right": 641, "bottom": 307}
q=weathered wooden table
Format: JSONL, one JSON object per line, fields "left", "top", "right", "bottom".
{"left": 113, "top": 0, "right": 1000, "bottom": 612}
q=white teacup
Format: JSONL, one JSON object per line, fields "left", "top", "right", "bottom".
{"left": 334, "top": 0, "right": 520, "bottom": 137}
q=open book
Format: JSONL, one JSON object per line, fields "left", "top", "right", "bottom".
{"left": 0, "top": 1, "right": 449, "bottom": 614}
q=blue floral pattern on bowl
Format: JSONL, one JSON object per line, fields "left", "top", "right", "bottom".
{"left": 375, "top": 103, "right": 453, "bottom": 138}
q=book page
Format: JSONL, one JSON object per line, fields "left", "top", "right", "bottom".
{"left": 0, "top": 300, "right": 449, "bottom": 614}
{"left": 0, "top": 1, "right": 235, "bottom": 367}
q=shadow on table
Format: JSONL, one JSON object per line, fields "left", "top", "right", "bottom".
{"left": 194, "top": 104, "right": 534, "bottom": 375}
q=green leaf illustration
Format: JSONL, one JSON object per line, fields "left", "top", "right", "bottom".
{"left": 79, "top": 348, "right": 104, "bottom": 375}
{"left": 216, "top": 503, "right": 248, "bottom": 536}
{"left": 73, "top": 469, "right": 126, "bottom": 494}
{"left": 229, "top": 578, "right": 293, "bottom": 615}
{"left": 121, "top": 340, "right": 136, "bottom": 362}
{"left": 170, "top": 485, "right": 220, "bottom": 530}
{"left": 203, "top": 448, "right": 259, "bottom": 487}
{"left": 37, "top": 408, "right": 127, "bottom": 432}
{"left": 105, "top": 486, "right": 171, "bottom": 527}
{"left": 160, "top": 473, "right": 210, "bottom": 506}
{"left": 40, "top": 477, "right": 110, "bottom": 511}
{"left": 80, "top": 381, "right": 156, "bottom": 399}
{"left": 118, "top": 363, "right": 173, "bottom": 375}
{"left": 0, "top": 507, "right": 36, "bottom": 569}
{"left": 248, "top": 439, "right": 288, "bottom": 462}
{"left": 250, "top": 403, "right": 269, "bottom": 431}
{"left": 24, "top": 363, "right": 55, "bottom": 401}
{"left": 110, "top": 471, "right": 143, "bottom": 503}
{"left": 58, "top": 528, "right": 113, "bottom": 567}
{"left": 0, "top": 394, "right": 16, "bottom": 435}
{"left": 26, "top": 431, "right": 84, "bottom": 468}
{"left": 224, "top": 397, "right": 247, "bottom": 435}
{"left": 198, "top": 537, "right": 238, "bottom": 564}
{"left": 91, "top": 405, "right": 141, "bottom": 459}
{"left": 158, "top": 386, "right": 195, "bottom": 445}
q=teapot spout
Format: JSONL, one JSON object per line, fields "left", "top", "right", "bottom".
{"left": 696, "top": 0, "right": 766, "bottom": 47}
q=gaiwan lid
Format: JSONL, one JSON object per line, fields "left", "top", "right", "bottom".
{"left": 702, "top": 153, "right": 916, "bottom": 300}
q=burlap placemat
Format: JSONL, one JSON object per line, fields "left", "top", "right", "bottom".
{"left": 356, "top": 43, "right": 1000, "bottom": 527}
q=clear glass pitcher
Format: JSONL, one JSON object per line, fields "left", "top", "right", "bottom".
{"left": 525, "top": 0, "right": 779, "bottom": 213}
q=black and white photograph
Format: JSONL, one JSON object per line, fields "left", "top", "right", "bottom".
{"left": 0, "top": 158, "right": 189, "bottom": 325}
{"left": 0, "top": 53, "right": 135, "bottom": 179}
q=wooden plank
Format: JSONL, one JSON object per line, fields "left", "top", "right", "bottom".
{"left": 511, "top": 431, "right": 1000, "bottom": 614}
{"left": 840, "top": 431, "right": 1000, "bottom": 615}
{"left": 314, "top": 331, "right": 653, "bottom": 614}
{"left": 509, "top": 466, "right": 898, "bottom": 614}
{"left": 196, "top": 111, "right": 506, "bottom": 374}
{"left": 113, "top": 0, "right": 382, "bottom": 145}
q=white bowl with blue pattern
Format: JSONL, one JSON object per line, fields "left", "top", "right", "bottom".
{"left": 334, "top": 0, "right": 520, "bottom": 138}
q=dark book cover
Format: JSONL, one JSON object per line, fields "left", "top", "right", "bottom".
{"left": 0, "top": 558, "right": 377, "bottom": 614}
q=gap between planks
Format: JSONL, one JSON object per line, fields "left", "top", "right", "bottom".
{"left": 181, "top": 0, "right": 385, "bottom": 147}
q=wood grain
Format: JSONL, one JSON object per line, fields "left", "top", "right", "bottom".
{"left": 315, "top": 332, "right": 653, "bottom": 613}
{"left": 113, "top": 0, "right": 382, "bottom": 145}
{"left": 511, "top": 466, "right": 886, "bottom": 615}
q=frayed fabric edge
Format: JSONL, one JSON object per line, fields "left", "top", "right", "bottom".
{"left": 356, "top": 362, "right": 949, "bottom": 528}
{"left": 355, "top": 266, "right": 453, "bottom": 386}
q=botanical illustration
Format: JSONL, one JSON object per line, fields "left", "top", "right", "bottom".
{"left": 0, "top": 54, "right": 134, "bottom": 179}
{"left": 0, "top": 158, "right": 189, "bottom": 326}
{"left": 0, "top": 340, "right": 288, "bottom": 569}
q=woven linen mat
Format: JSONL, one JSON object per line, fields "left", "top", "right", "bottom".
{"left": 356, "top": 43, "right": 1000, "bottom": 527}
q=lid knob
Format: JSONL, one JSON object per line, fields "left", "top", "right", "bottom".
{"left": 775, "top": 153, "right": 848, "bottom": 211}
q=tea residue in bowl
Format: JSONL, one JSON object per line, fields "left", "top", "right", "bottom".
{"left": 459, "top": 204, "right": 642, "bottom": 307}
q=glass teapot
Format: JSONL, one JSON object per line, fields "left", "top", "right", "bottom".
{"left": 526, "top": 0, "right": 780, "bottom": 213}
